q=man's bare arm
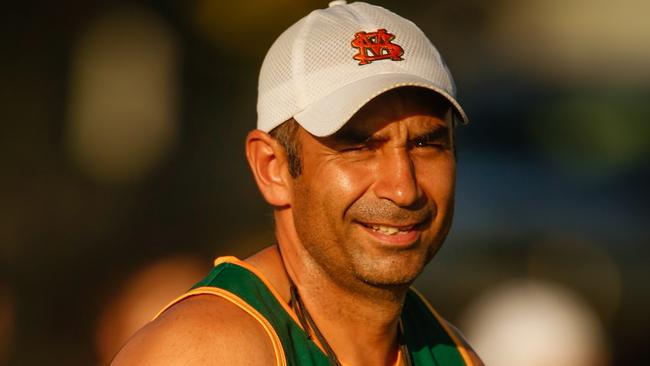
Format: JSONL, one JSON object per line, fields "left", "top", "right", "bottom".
{"left": 111, "top": 295, "right": 277, "bottom": 365}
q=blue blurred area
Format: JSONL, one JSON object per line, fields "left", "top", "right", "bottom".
{"left": 455, "top": 89, "right": 649, "bottom": 242}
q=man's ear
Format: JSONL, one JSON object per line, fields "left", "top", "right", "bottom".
{"left": 245, "top": 130, "right": 292, "bottom": 207}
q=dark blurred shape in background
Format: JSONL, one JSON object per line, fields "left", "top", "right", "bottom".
{"left": 0, "top": 283, "right": 15, "bottom": 365}
{"left": 1, "top": 1, "right": 648, "bottom": 365}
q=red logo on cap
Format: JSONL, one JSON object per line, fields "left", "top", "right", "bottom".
{"left": 351, "top": 29, "right": 404, "bottom": 65}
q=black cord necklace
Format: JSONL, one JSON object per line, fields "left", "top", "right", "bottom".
{"left": 289, "top": 283, "right": 413, "bottom": 366}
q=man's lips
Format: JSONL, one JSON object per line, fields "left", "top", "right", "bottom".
{"left": 356, "top": 220, "right": 425, "bottom": 246}
{"left": 359, "top": 222, "right": 418, "bottom": 235}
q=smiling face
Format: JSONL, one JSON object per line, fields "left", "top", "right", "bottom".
{"left": 289, "top": 87, "right": 456, "bottom": 289}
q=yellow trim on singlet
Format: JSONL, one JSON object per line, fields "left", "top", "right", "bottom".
{"left": 410, "top": 287, "right": 475, "bottom": 366}
{"left": 154, "top": 286, "right": 287, "bottom": 366}
{"left": 213, "top": 256, "right": 303, "bottom": 324}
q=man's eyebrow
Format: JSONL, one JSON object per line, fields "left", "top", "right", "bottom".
{"left": 412, "top": 126, "right": 450, "bottom": 141}
{"left": 329, "top": 128, "right": 374, "bottom": 144}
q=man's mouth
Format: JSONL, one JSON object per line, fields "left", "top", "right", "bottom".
{"left": 360, "top": 223, "right": 417, "bottom": 236}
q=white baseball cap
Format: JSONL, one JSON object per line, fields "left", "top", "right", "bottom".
{"left": 257, "top": 0, "right": 468, "bottom": 137}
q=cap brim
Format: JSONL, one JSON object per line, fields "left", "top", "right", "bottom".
{"left": 293, "top": 73, "right": 469, "bottom": 137}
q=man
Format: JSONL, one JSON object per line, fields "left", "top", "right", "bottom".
{"left": 112, "top": 1, "right": 482, "bottom": 365}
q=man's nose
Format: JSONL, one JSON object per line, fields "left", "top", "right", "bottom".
{"left": 372, "top": 148, "right": 421, "bottom": 207}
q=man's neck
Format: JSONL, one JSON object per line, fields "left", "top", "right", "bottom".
{"left": 247, "top": 244, "right": 407, "bottom": 366}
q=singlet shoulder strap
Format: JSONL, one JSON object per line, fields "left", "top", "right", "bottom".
{"left": 402, "top": 288, "right": 475, "bottom": 366}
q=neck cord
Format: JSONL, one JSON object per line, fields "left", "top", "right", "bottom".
{"left": 290, "top": 284, "right": 342, "bottom": 366}
{"left": 288, "top": 283, "right": 413, "bottom": 366}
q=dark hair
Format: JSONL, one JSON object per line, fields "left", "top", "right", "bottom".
{"left": 269, "top": 119, "right": 302, "bottom": 178}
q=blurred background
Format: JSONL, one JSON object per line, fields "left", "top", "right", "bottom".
{"left": 1, "top": 0, "right": 648, "bottom": 365}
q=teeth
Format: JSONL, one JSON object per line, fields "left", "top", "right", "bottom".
{"left": 369, "top": 224, "right": 413, "bottom": 235}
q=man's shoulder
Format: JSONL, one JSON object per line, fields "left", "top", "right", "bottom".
{"left": 110, "top": 294, "right": 277, "bottom": 366}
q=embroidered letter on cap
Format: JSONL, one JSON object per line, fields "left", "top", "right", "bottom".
{"left": 351, "top": 29, "right": 404, "bottom": 65}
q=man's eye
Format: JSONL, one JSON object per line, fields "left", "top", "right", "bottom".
{"left": 339, "top": 145, "right": 366, "bottom": 153}
{"left": 414, "top": 139, "right": 446, "bottom": 149}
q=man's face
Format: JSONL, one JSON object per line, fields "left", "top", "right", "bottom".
{"left": 290, "top": 88, "right": 456, "bottom": 290}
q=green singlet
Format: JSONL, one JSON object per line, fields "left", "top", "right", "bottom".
{"left": 155, "top": 256, "right": 473, "bottom": 366}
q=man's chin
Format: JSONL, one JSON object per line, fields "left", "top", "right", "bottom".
{"left": 359, "top": 275, "right": 417, "bottom": 289}
{"left": 351, "top": 254, "right": 427, "bottom": 288}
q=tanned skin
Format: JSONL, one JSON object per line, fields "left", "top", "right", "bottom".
{"left": 111, "top": 88, "right": 483, "bottom": 366}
